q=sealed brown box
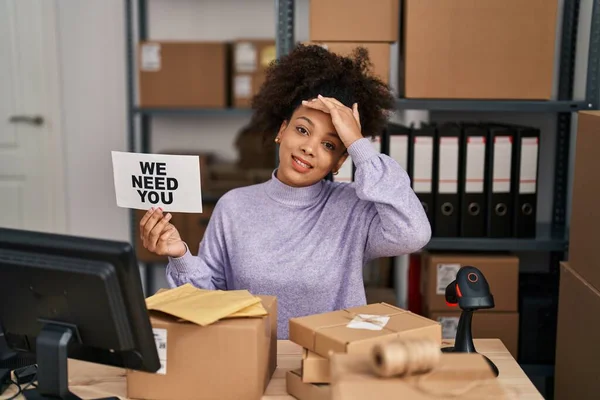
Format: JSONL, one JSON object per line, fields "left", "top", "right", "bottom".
{"left": 555, "top": 262, "right": 600, "bottom": 400}
{"left": 138, "top": 41, "right": 228, "bottom": 108}
{"left": 427, "top": 311, "right": 519, "bottom": 359}
{"left": 289, "top": 303, "right": 441, "bottom": 359}
{"left": 302, "top": 349, "right": 330, "bottom": 383}
{"left": 286, "top": 369, "right": 330, "bottom": 400}
{"left": 403, "top": 0, "right": 558, "bottom": 99}
{"left": 126, "top": 295, "right": 277, "bottom": 400}
{"left": 421, "top": 253, "right": 519, "bottom": 313}
{"left": 330, "top": 352, "right": 508, "bottom": 399}
{"left": 309, "top": 42, "right": 390, "bottom": 84}
{"left": 310, "top": 0, "right": 399, "bottom": 42}
{"left": 567, "top": 111, "right": 600, "bottom": 291}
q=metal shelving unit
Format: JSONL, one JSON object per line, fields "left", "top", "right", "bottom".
{"left": 125, "top": 0, "right": 600, "bottom": 287}
{"left": 272, "top": 0, "right": 600, "bottom": 254}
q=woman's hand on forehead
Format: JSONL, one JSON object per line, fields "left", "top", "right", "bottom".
{"left": 302, "top": 95, "right": 363, "bottom": 149}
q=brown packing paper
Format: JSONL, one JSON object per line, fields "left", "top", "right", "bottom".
{"left": 146, "top": 283, "right": 267, "bottom": 326}
{"left": 286, "top": 369, "right": 330, "bottom": 400}
{"left": 330, "top": 352, "right": 510, "bottom": 400}
{"left": 289, "top": 303, "right": 441, "bottom": 359}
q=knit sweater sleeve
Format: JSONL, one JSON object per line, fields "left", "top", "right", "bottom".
{"left": 165, "top": 200, "right": 228, "bottom": 290}
{"left": 349, "top": 137, "right": 431, "bottom": 261}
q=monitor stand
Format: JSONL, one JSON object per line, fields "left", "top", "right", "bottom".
{"left": 22, "top": 324, "right": 118, "bottom": 400}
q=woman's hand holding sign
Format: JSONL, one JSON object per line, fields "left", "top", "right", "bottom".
{"left": 140, "top": 207, "right": 187, "bottom": 258}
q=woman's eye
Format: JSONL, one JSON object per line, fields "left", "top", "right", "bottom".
{"left": 296, "top": 127, "right": 308, "bottom": 135}
{"left": 324, "top": 142, "right": 335, "bottom": 151}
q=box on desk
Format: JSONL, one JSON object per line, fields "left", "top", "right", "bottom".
{"left": 286, "top": 369, "right": 330, "bottom": 400}
{"left": 126, "top": 295, "right": 277, "bottom": 400}
{"left": 290, "top": 303, "right": 441, "bottom": 385}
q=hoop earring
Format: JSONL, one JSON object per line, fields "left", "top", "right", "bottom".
{"left": 333, "top": 170, "right": 339, "bottom": 175}
{"left": 274, "top": 137, "right": 280, "bottom": 144}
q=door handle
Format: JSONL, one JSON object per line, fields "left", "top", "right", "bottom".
{"left": 9, "top": 115, "right": 44, "bottom": 126}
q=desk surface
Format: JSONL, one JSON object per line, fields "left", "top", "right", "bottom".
{"left": 5, "top": 339, "right": 543, "bottom": 399}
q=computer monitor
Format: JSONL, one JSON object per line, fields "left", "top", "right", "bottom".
{"left": 0, "top": 227, "right": 160, "bottom": 400}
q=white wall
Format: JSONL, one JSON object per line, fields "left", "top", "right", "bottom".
{"left": 55, "top": 0, "right": 310, "bottom": 242}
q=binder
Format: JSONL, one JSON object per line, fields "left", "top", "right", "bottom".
{"left": 513, "top": 126, "right": 540, "bottom": 238}
{"left": 459, "top": 123, "right": 487, "bottom": 237}
{"left": 408, "top": 123, "right": 436, "bottom": 227}
{"left": 486, "top": 124, "right": 514, "bottom": 238}
{"left": 386, "top": 122, "right": 410, "bottom": 171}
{"left": 434, "top": 122, "right": 460, "bottom": 237}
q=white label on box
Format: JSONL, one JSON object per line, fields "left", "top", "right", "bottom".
{"left": 141, "top": 43, "right": 161, "bottom": 71}
{"left": 347, "top": 314, "right": 390, "bottom": 331}
{"left": 437, "top": 316, "right": 459, "bottom": 339}
{"left": 234, "top": 75, "right": 252, "bottom": 98}
{"left": 235, "top": 42, "right": 257, "bottom": 73}
{"left": 153, "top": 328, "right": 167, "bottom": 375}
{"left": 436, "top": 264, "right": 461, "bottom": 295}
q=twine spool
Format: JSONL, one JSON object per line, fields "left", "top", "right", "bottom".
{"left": 371, "top": 338, "right": 441, "bottom": 378}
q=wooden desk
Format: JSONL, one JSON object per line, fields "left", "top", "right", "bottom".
{"left": 4, "top": 339, "right": 543, "bottom": 399}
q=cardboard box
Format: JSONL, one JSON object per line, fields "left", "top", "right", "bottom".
{"left": 138, "top": 41, "right": 228, "bottom": 108}
{"left": 289, "top": 303, "right": 441, "bottom": 359}
{"left": 302, "top": 349, "right": 330, "bottom": 384}
{"left": 286, "top": 369, "right": 330, "bottom": 400}
{"left": 330, "top": 352, "right": 508, "bottom": 399}
{"left": 421, "top": 253, "right": 519, "bottom": 313}
{"left": 126, "top": 295, "right": 277, "bottom": 400}
{"left": 427, "top": 311, "right": 519, "bottom": 359}
{"left": 232, "top": 39, "right": 275, "bottom": 108}
{"left": 309, "top": 42, "right": 390, "bottom": 84}
{"left": 310, "top": 0, "right": 399, "bottom": 42}
{"left": 402, "top": 0, "right": 558, "bottom": 99}
{"left": 555, "top": 262, "right": 600, "bottom": 400}
{"left": 567, "top": 111, "right": 600, "bottom": 291}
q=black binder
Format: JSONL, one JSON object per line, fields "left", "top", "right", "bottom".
{"left": 408, "top": 123, "right": 436, "bottom": 227}
{"left": 459, "top": 123, "right": 488, "bottom": 237}
{"left": 434, "top": 122, "right": 461, "bottom": 237}
{"left": 486, "top": 124, "right": 515, "bottom": 238}
{"left": 512, "top": 126, "right": 540, "bottom": 238}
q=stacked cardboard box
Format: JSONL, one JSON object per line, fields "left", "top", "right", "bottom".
{"left": 285, "top": 303, "right": 441, "bottom": 399}
{"left": 420, "top": 252, "right": 520, "bottom": 358}
{"left": 231, "top": 39, "right": 276, "bottom": 108}
{"left": 401, "top": 0, "right": 558, "bottom": 99}
{"left": 308, "top": 0, "right": 397, "bottom": 85}
{"left": 138, "top": 41, "right": 228, "bottom": 108}
{"left": 554, "top": 111, "right": 600, "bottom": 400}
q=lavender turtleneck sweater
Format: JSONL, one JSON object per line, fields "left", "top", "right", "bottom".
{"left": 166, "top": 138, "right": 431, "bottom": 339}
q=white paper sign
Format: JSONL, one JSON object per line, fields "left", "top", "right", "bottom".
{"left": 111, "top": 151, "right": 203, "bottom": 213}
{"left": 346, "top": 314, "right": 390, "bottom": 331}
{"left": 152, "top": 328, "right": 167, "bottom": 375}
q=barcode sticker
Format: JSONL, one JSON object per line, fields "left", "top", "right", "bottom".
{"left": 436, "top": 264, "right": 461, "bottom": 295}
{"left": 153, "top": 328, "right": 167, "bottom": 375}
{"left": 437, "top": 316, "right": 459, "bottom": 339}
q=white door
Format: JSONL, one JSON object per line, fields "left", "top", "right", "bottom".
{"left": 0, "top": 0, "right": 66, "bottom": 233}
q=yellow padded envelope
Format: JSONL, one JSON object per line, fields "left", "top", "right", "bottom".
{"left": 145, "top": 283, "right": 267, "bottom": 326}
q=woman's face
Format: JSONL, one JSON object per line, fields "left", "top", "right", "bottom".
{"left": 275, "top": 105, "right": 348, "bottom": 187}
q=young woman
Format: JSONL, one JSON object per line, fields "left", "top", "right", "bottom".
{"left": 139, "top": 44, "right": 431, "bottom": 339}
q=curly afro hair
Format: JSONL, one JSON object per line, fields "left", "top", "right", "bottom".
{"left": 249, "top": 43, "right": 396, "bottom": 142}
